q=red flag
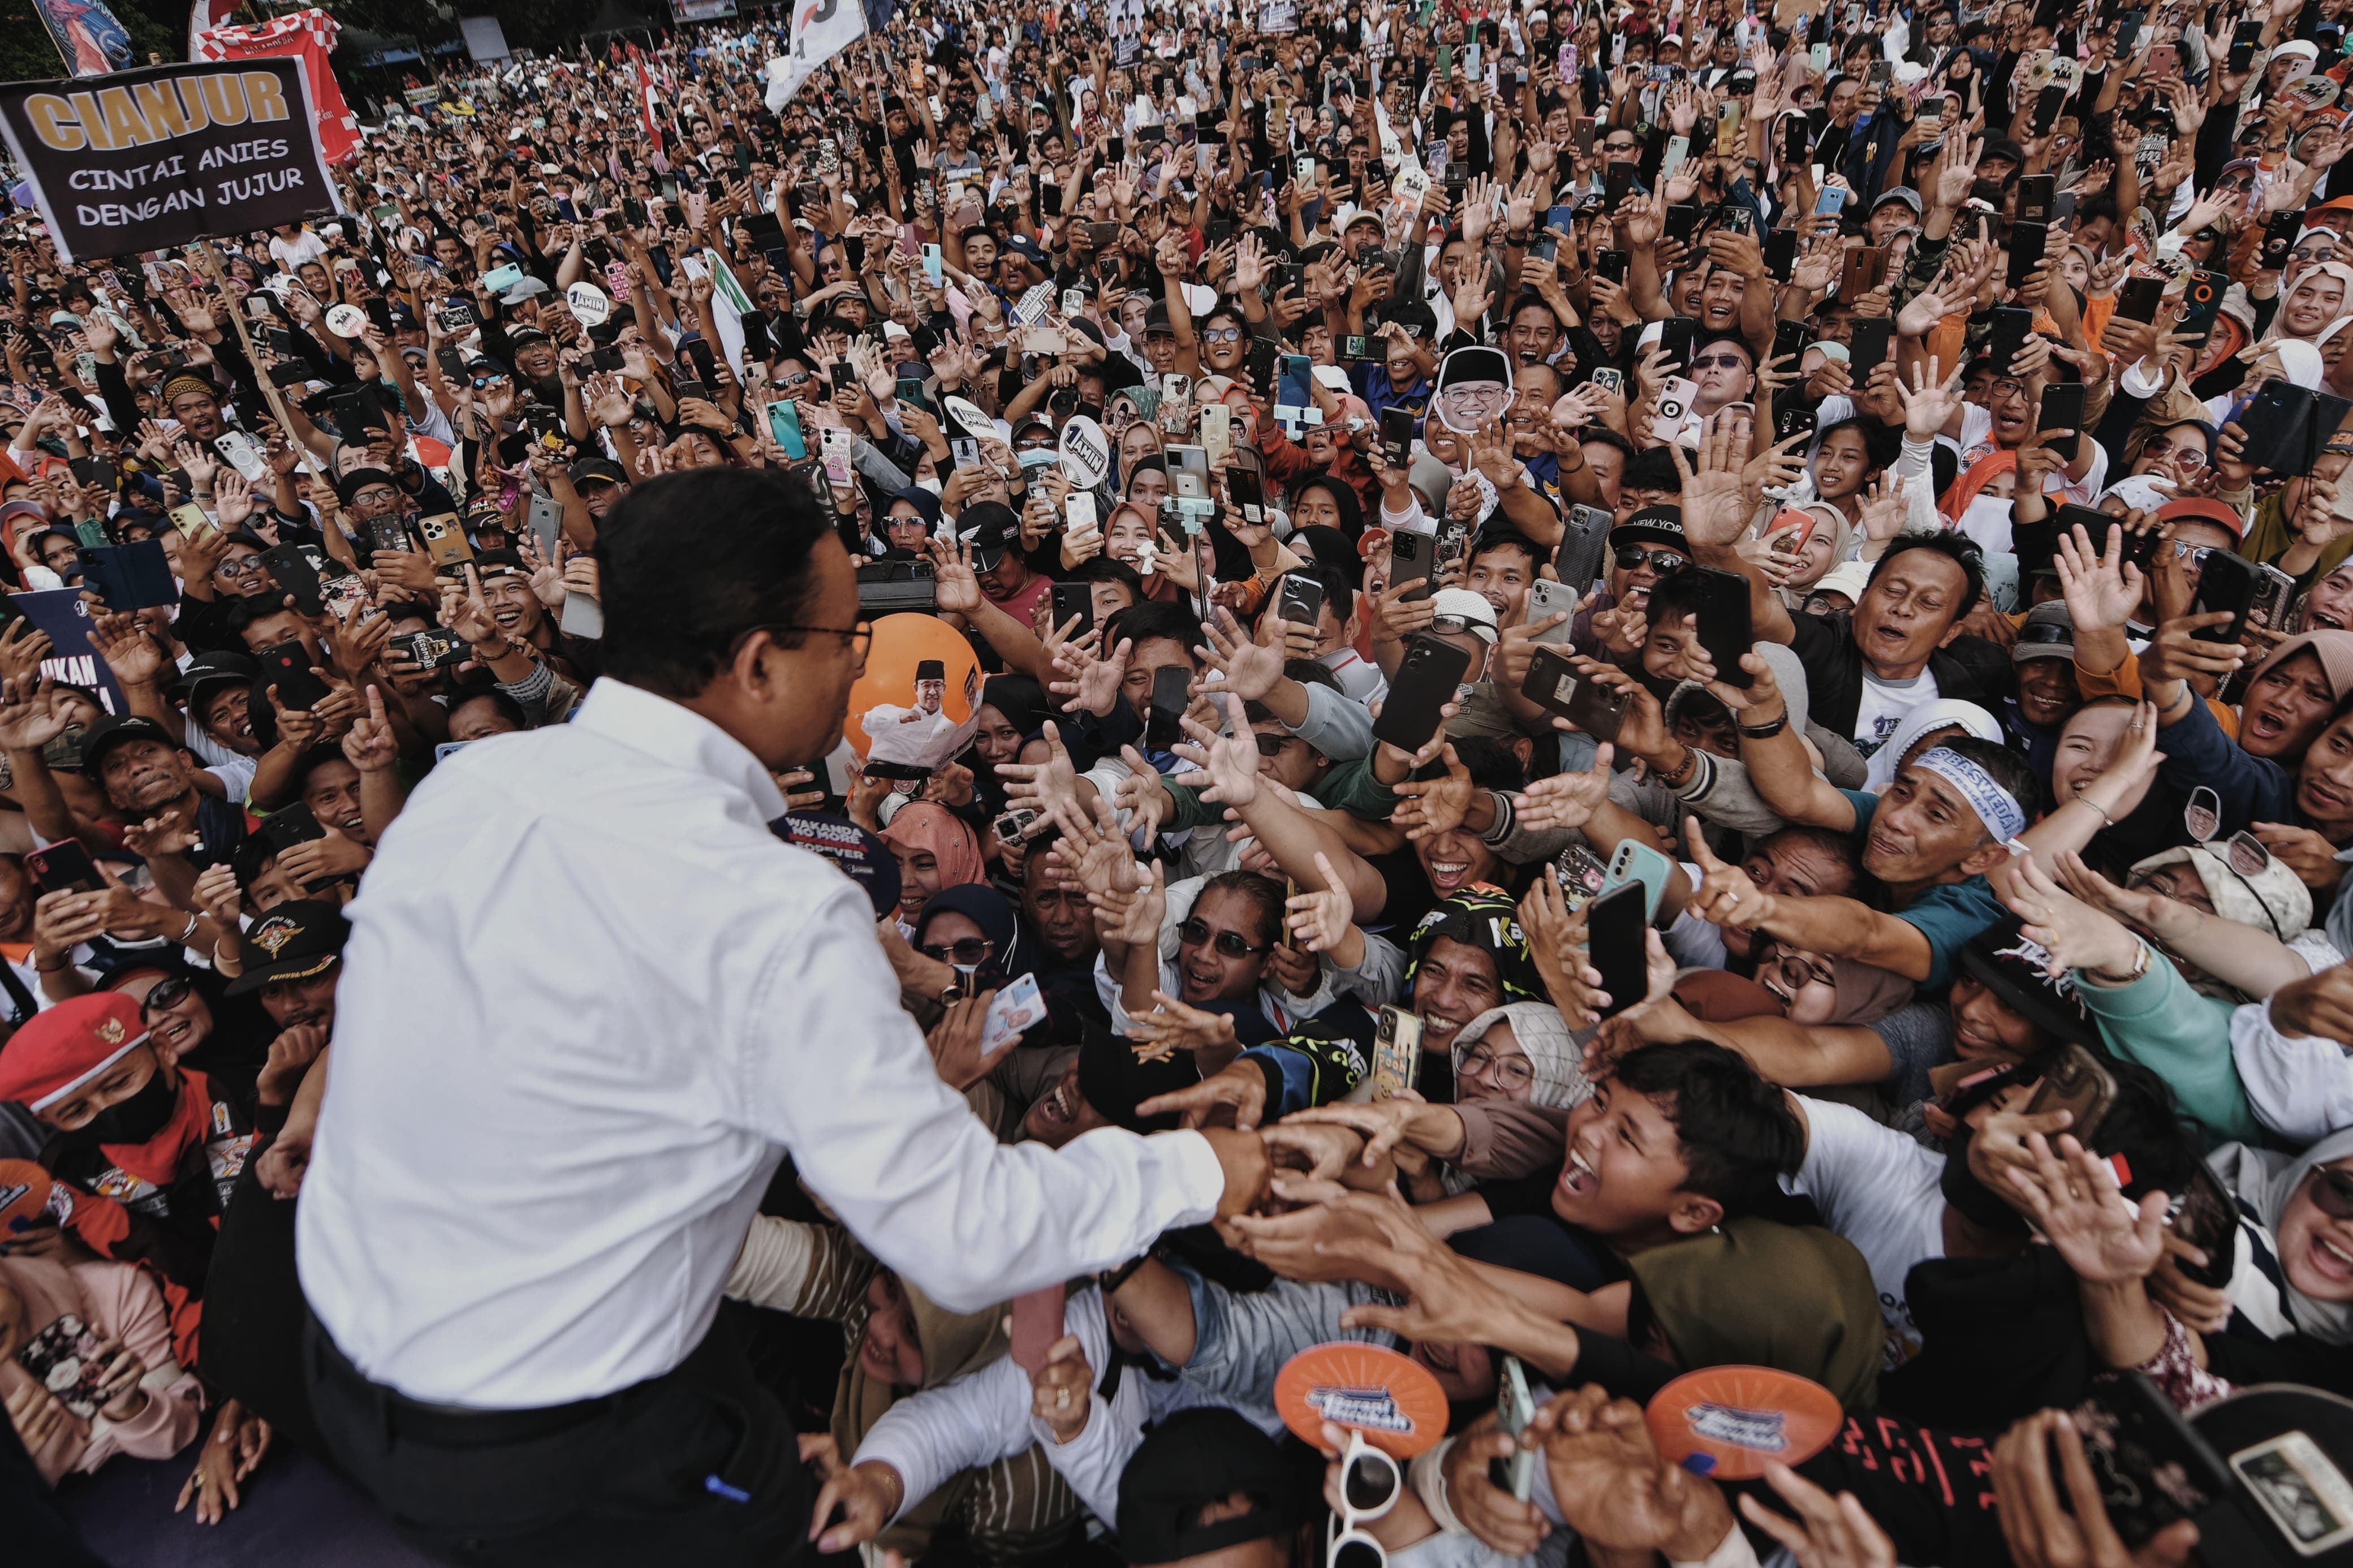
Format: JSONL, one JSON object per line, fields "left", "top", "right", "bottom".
{"left": 193, "top": 7, "right": 358, "bottom": 165}
{"left": 627, "top": 43, "right": 664, "bottom": 160}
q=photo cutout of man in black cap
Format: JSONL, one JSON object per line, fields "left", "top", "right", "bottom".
{"left": 1432, "top": 346, "right": 1514, "bottom": 434}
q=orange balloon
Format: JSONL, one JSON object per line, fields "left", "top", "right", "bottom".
{"left": 845, "top": 613, "right": 982, "bottom": 769}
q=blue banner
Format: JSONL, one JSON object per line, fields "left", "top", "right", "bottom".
{"left": 31, "top": 0, "right": 135, "bottom": 77}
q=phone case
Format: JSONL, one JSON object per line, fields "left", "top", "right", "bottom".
{"left": 979, "top": 972, "right": 1048, "bottom": 1054}
{"left": 1606, "top": 842, "right": 1675, "bottom": 924}
{"left": 1493, "top": 1356, "right": 1537, "bottom": 1500}
{"left": 1371, "top": 635, "right": 1472, "bottom": 752}
{"left": 1371, "top": 1007, "right": 1422, "bottom": 1099}
{"left": 2024, "top": 1044, "right": 2119, "bottom": 1137}
{"left": 17, "top": 1313, "right": 107, "bottom": 1419}
{"left": 1527, "top": 579, "right": 1580, "bottom": 644}
{"left": 1587, "top": 881, "right": 1649, "bottom": 1019}
{"left": 417, "top": 513, "right": 474, "bottom": 568}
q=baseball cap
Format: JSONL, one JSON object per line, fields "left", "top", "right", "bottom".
{"left": 2156, "top": 496, "right": 2251, "bottom": 540}
{"left": 223, "top": 900, "right": 351, "bottom": 996}
{"left": 1427, "top": 587, "right": 1500, "bottom": 644}
{"left": 2013, "top": 602, "right": 2076, "bottom": 664}
{"left": 1957, "top": 917, "right": 2098, "bottom": 1046}
{"left": 1872, "top": 187, "right": 1924, "bottom": 215}
{"left": 958, "top": 501, "right": 1022, "bottom": 571}
{"left": 1144, "top": 301, "right": 1177, "bottom": 338}
{"left": 79, "top": 713, "right": 177, "bottom": 779}
{"left": 1117, "top": 1407, "right": 1307, "bottom": 1567}
{"left": 570, "top": 456, "right": 628, "bottom": 489}
{"left": 168, "top": 650, "right": 258, "bottom": 712}
{"left": 1610, "top": 505, "right": 1688, "bottom": 554}
{"left": 1808, "top": 561, "right": 1873, "bottom": 605}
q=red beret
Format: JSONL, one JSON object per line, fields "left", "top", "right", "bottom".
{"left": 0, "top": 993, "right": 150, "bottom": 1113}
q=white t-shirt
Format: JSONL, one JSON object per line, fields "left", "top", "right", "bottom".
{"left": 1786, "top": 1095, "right": 1947, "bottom": 1367}
{"left": 1852, "top": 668, "right": 1940, "bottom": 757}
{"left": 269, "top": 229, "right": 330, "bottom": 273}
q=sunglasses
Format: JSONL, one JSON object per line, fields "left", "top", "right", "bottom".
{"left": 1690, "top": 352, "right": 1749, "bottom": 371}
{"left": 140, "top": 975, "right": 193, "bottom": 1016}
{"left": 919, "top": 937, "right": 996, "bottom": 967}
{"left": 1328, "top": 1431, "right": 1403, "bottom": 1568}
{"left": 1178, "top": 917, "right": 1268, "bottom": 958}
{"left": 2313, "top": 1166, "right": 2353, "bottom": 1220}
{"left": 1253, "top": 733, "right": 1298, "bottom": 756}
{"left": 1614, "top": 545, "right": 1687, "bottom": 571}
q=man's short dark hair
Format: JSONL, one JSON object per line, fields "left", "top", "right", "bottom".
{"left": 1469, "top": 529, "right": 1542, "bottom": 572}
{"left": 1621, "top": 446, "right": 1682, "bottom": 494}
{"left": 450, "top": 688, "right": 531, "bottom": 734}
{"left": 1612, "top": 1039, "right": 1805, "bottom": 1216}
{"left": 1867, "top": 527, "right": 1986, "bottom": 619}
{"left": 1105, "top": 600, "right": 1203, "bottom": 659}
{"left": 595, "top": 468, "right": 834, "bottom": 699}
{"left": 1072, "top": 555, "right": 1147, "bottom": 601}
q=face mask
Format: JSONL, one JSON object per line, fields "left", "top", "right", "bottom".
{"left": 916, "top": 477, "right": 943, "bottom": 496}
{"left": 71, "top": 1066, "right": 182, "bottom": 1148}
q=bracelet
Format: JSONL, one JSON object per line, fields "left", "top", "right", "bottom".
{"left": 2074, "top": 794, "right": 2116, "bottom": 828}
{"left": 1658, "top": 746, "right": 1699, "bottom": 788}
{"left": 178, "top": 912, "right": 200, "bottom": 945}
{"left": 2094, "top": 941, "right": 2151, "bottom": 985}
{"left": 1736, "top": 709, "right": 1789, "bottom": 738}
{"left": 34, "top": 957, "right": 68, "bottom": 973}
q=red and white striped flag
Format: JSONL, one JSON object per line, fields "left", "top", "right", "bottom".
{"left": 627, "top": 44, "right": 663, "bottom": 160}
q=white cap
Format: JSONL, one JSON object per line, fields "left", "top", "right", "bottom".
{"left": 1428, "top": 587, "right": 1501, "bottom": 643}
{"left": 1809, "top": 562, "right": 1872, "bottom": 605}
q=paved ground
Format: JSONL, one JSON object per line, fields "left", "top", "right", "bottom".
{"left": 56, "top": 1444, "right": 439, "bottom": 1568}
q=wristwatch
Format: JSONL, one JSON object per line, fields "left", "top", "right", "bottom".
{"left": 1736, "top": 709, "right": 1790, "bottom": 738}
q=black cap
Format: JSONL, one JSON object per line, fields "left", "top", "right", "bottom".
{"left": 570, "top": 456, "right": 627, "bottom": 488}
{"left": 1144, "top": 301, "right": 1176, "bottom": 337}
{"left": 958, "top": 501, "right": 1022, "bottom": 571}
{"left": 335, "top": 466, "right": 402, "bottom": 506}
{"left": 1382, "top": 300, "right": 1437, "bottom": 339}
{"left": 223, "top": 900, "right": 350, "bottom": 995}
{"left": 168, "top": 650, "right": 258, "bottom": 712}
{"left": 1610, "top": 505, "right": 1687, "bottom": 552}
{"left": 1958, "top": 917, "right": 2098, "bottom": 1047}
{"left": 1118, "top": 1407, "right": 1305, "bottom": 1566}
{"left": 79, "top": 714, "right": 177, "bottom": 779}
{"left": 1076, "top": 1026, "right": 1198, "bottom": 1133}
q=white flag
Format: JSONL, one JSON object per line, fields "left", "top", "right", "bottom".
{"left": 773, "top": 0, "right": 867, "bottom": 109}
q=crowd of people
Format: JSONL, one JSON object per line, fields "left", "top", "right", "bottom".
{"left": 9, "top": 0, "right": 2353, "bottom": 1561}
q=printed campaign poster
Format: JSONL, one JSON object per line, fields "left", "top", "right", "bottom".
{"left": 0, "top": 58, "right": 341, "bottom": 263}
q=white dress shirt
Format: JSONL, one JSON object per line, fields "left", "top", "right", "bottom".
{"left": 297, "top": 678, "right": 1229, "bottom": 1408}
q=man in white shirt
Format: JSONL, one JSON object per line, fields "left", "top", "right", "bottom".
{"left": 295, "top": 466, "right": 1273, "bottom": 1567}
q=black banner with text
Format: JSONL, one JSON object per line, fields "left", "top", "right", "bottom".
{"left": 0, "top": 59, "right": 339, "bottom": 264}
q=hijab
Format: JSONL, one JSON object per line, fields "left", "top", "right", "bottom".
{"left": 2209, "top": 1128, "right": 2353, "bottom": 1343}
{"left": 886, "top": 484, "right": 945, "bottom": 536}
{"left": 1862, "top": 699, "right": 2004, "bottom": 792}
{"left": 879, "top": 804, "right": 986, "bottom": 897}
{"left": 1626, "top": 1218, "right": 1887, "bottom": 1410}
{"left": 1292, "top": 475, "right": 1366, "bottom": 541}
{"left": 914, "top": 884, "right": 1023, "bottom": 994}
{"left": 1448, "top": 1001, "right": 1589, "bottom": 1110}
{"left": 830, "top": 1273, "right": 1017, "bottom": 1543}
{"left": 2245, "top": 628, "right": 2353, "bottom": 705}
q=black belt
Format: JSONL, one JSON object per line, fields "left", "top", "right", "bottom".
{"left": 308, "top": 1309, "right": 622, "bottom": 1446}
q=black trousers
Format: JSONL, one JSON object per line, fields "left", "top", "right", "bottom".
{"left": 303, "top": 1303, "right": 825, "bottom": 1567}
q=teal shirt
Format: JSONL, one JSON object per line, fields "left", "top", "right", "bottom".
{"left": 2074, "top": 941, "right": 2259, "bottom": 1149}
{"left": 1839, "top": 790, "right": 2006, "bottom": 991}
